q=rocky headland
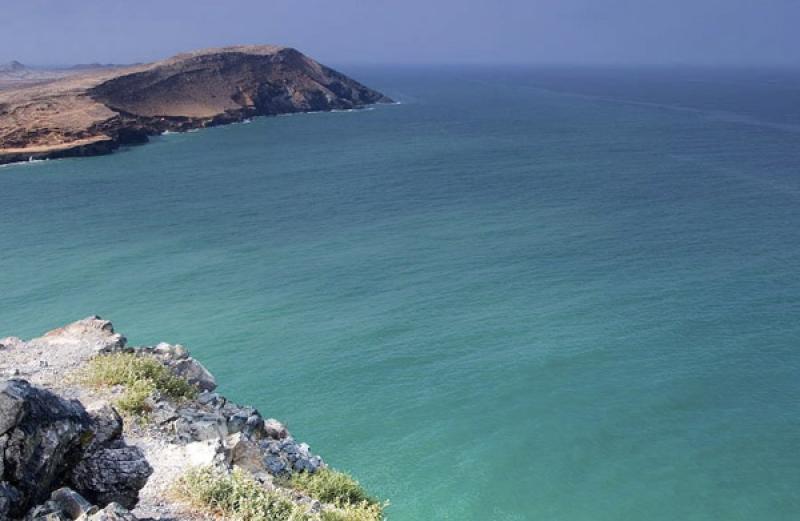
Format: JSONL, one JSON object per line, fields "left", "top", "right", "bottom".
{"left": 0, "top": 46, "right": 392, "bottom": 165}
{"left": 0, "top": 317, "right": 382, "bottom": 521}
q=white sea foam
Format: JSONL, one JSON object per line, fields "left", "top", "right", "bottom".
{"left": 0, "top": 157, "right": 51, "bottom": 169}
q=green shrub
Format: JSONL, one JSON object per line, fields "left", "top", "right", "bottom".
{"left": 174, "top": 466, "right": 312, "bottom": 521}
{"left": 114, "top": 378, "right": 158, "bottom": 416}
{"left": 290, "top": 468, "right": 377, "bottom": 508}
{"left": 83, "top": 352, "right": 197, "bottom": 415}
{"left": 175, "top": 467, "right": 384, "bottom": 521}
{"left": 319, "top": 502, "right": 384, "bottom": 521}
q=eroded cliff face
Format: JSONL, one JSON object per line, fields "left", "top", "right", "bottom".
{"left": 90, "top": 47, "right": 388, "bottom": 118}
{"left": 0, "top": 45, "right": 392, "bottom": 164}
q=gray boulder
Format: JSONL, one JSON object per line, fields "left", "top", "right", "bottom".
{"left": 0, "top": 380, "right": 92, "bottom": 517}
{"left": 174, "top": 409, "right": 227, "bottom": 443}
{"left": 196, "top": 391, "right": 223, "bottom": 407}
{"left": 146, "top": 398, "right": 178, "bottom": 426}
{"left": 263, "top": 418, "right": 289, "bottom": 440}
{"left": 150, "top": 342, "right": 189, "bottom": 361}
{"left": 172, "top": 358, "right": 217, "bottom": 392}
{"left": 260, "top": 438, "right": 324, "bottom": 476}
{"left": 38, "top": 317, "right": 127, "bottom": 355}
{"left": 69, "top": 443, "right": 152, "bottom": 510}
{"left": 67, "top": 401, "right": 151, "bottom": 510}
{"left": 24, "top": 500, "right": 70, "bottom": 520}
{"left": 228, "top": 433, "right": 265, "bottom": 472}
{"left": 0, "top": 380, "right": 151, "bottom": 517}
{"left": 35, "top": 487, "right": 99, "bottom": 521}
{"left": 76, "top": 503, "right": 138, "bottom": 521}
{"left": 226, "top": 407, "right": 265, "bottom": 440}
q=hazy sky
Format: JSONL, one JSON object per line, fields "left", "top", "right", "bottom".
{"left": 2, "top": 0, "right": 798, "bottom": 66}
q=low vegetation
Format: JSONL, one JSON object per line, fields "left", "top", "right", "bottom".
{"left": 289, "top": 468, "right": 378, "bottom": 508}
{"left": 318, "top": 503, "right": 385, "bottom": 521}
{"left": 83, "top": 352, "right": 197, "bottom": 415}
{"left": 174, "top": 467, "right": 385, "bottom": 521}
{"left": 174, "top": 467, "right": 310, "bottom": 521}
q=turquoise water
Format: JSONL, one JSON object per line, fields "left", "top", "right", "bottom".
{"left": 2, "top": 67, "right": 800, "bottom": 520}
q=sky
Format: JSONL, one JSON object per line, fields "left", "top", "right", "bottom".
{"left": 2, "top": 0, "right": 798, "bottom": 66}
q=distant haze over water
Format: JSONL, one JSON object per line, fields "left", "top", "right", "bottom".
{"left": 1, "top": 1, "right": 799, "bottom": 66}
{"left": 1, "top": 66, "right": 799, "bottom": 519}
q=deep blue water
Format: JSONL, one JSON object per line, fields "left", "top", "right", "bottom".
{"left": 1, "top": 66, "right": 799, "bottom": 520}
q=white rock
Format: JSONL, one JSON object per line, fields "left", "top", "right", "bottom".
{"left": 185, "top": 439, "right": 229, "bottom": 468}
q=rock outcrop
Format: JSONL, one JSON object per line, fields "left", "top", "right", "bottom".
{"left": 0, "top": 45, "right": 392, "bottom": 165}
{"left": 0, "top": 317, "right": 338, "bottom": 520}
{"left": 0, "top": 380, "right": 93, "bottom": 517}
{"left": 0, "top": 380, "right": 151, "bottom": 519}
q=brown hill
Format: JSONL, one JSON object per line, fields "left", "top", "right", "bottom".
{"left": 0, "top": 45, "right": 391, "bottom": 164}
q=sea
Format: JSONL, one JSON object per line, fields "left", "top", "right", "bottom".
{"left": 1, "top": 66, "right": 799, "bottom": 520}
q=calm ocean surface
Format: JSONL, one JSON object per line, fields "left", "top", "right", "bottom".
{"left": 1, "top": 66, "right": 799, "bottom": 520}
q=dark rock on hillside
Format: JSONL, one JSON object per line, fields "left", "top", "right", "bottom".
{"left": 69, "top": 444, "right": 151, "bottom": 510}
{"left": 0, "top": 380, "right": 151, "bottom": 518}
{"left": 26, "top": 487, "right": 96, "bottom": 520}
{"left": 0, "top": 379, "right": 92, "bottom": 517}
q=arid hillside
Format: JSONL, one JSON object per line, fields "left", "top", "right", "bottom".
{"left": 0, "top": 46, "right": 391, "bottom": 164}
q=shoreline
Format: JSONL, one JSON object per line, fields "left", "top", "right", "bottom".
{"left": 0, "top": 105, "right": 387, "bottom": 167}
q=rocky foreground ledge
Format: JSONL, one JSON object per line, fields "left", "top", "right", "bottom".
{"left": 0, "top": 317, "right": 377, "bottom": 521}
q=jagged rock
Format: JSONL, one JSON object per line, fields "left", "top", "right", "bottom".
{"left": 226, "top": 408, "right": 252, "bottom": 433}
{"left": 1, "top": 318, "right": 339, "bottom": 519}
{"left": 49, "top": 487, "right": 97, "bottom": 519}
{"left": 146, "top": 398, "right": 178, "bottom": 426}
{"left": 171, "top": 358, "right": 216, "bottom": 392}
{"left": 39, "top": 317, "right": 126, "bottom": 355}
{"left": 263, "top": 453, "right": 290, "bottom": 475}
{"left": 85, "top": 403, "right": 123, "bottom": 451}
{"left": 0, "top": 381, "right": 151, "bottom": 516}
{"left": 76, "top": 503, "right": 138, "bottom": 521}
{"left": 226, "top": 407, "right": 264, "bottom": 439}
{"left": 196, "top": 391, "right": 223, "bottom": 407}
{"left": 244, "top": 414, "right": 265, "bottom": 439}
{"left": 228, "top": 433, "right": 265, "bottom": 472}
{"left": 69, "top": 443, "right": 152, "bottom": 510}
{"left": 260, "top": 438, "right": 324, "bottom": 475}
{"left": 151, "top": 343, "right": 189, "bottom": 360}
{"left": 289, "top": 442, "right": 324, "bottom": 473}
{"left": 24, "top": 499, "right": 70, "bottom": 520}
{"left": 263, "top": 418, "right": 289, "bottom": 440}
{"left": 174, "top": 409, "right": 227, "bottom": 443}
{"left": 0, "top": 380, "right": 92, "bottom": 517}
